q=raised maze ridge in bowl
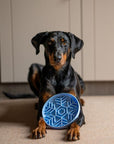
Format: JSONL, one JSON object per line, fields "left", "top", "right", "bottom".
{"left": 43, "top": 94, "right": 80, "bottom": 128}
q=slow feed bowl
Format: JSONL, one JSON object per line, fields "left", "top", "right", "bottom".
{"left": 42, "top": 93, "right": 80, "bottom": 129}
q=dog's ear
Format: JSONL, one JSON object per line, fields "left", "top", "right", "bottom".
{"left": 31, "top": 32, "right": 48, "bottom": 55}
{"left": 68, "top": 32, "right": 84, "bottom": 58}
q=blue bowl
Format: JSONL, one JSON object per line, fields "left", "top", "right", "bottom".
{"left": 42, "top": 93, "right": 80, "bottom": 129}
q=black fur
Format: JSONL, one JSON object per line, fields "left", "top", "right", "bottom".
{"left": 29, "top": 31, "right": 85, "bottom": 127}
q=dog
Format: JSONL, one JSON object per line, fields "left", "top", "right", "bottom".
{"left": 28, "top": 31, "right": 85, "bottom": 141}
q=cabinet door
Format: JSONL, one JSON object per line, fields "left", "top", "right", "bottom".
{"left": 82, "top": 0, "right": 95, "bottom": 80}
{"left": 83, "top": 0, "right": 114, "bottom": 80}
{"left": 0, "top": 0, "right": 13, "bottom": 82}
{"left": 12, "top": 0, "right": 69, "bottom": 82}
{"left": 95, "top": 0, "right": 114, "bottom": 80}
{"left": 70, "top": 0, "right": 82, "bottom": 76}
{"left": 0, "top": 0, "right": 82, "bottom": 82}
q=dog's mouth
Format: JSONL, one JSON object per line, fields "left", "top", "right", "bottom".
{"left": 54, "top": 59, "right": 62, "bottom": 65}
{"left": 48, "top": 53, "right": 67, "bottom": 70}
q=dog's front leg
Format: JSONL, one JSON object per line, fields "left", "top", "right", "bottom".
{"left": 66, "top": 122, "right": 80, "bottom": 141}
{"left": 32, "top": 98, "right": 46, "bottom": 139}
{"left": 66, "top": 107, "right": 85, "bottom": 141}
{"left": 32, "top": 91, "right": 53, "bottom": 139}
{"left": 65, "top": 89, "right": 85, "bottom": 141}
{"left": 32, "top": 117, "right": 46, "bottom": 139}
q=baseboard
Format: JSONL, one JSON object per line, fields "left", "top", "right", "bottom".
{"left": 83, "top": 81, "right": 114, "bottom": 96}
{"left": 0, "top": 82, "right": 114, "bottom": 98}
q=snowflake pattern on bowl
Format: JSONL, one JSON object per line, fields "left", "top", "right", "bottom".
{"left": 42, "top": 93, "right": 80, "bottom": 129}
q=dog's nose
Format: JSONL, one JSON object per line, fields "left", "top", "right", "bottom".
{"left": 54, "top": 51, "right": 62, "bottom": 63}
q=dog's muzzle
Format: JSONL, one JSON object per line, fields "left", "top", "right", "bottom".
{"left": 54, "top": 50, "right": 62, "bottom": 63}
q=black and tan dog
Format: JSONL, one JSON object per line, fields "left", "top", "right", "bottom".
{"left": 28, "top": 31, "right": 85, "bottom": 141}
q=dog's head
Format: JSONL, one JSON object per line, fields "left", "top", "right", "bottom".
{"left": 31, "top": 31, "right": 84, "bottom": 70}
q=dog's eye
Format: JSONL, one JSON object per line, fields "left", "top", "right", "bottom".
{"left": 61, "top": 38, "right": 65, "bottom": 42}
{"left": 48, "top": 38, "right": 55, "bottom": 45}
{"left": 61, "top": 38, "right": 67, "bottom": 46}
{"left": 63, "top": 42, "right": 66, "bottom": 45}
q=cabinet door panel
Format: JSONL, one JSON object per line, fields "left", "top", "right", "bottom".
{"left": 95, "top": 0, "right": 114, "bottom": 80}
{"left": 70, "top": 0, "right": 82, "bottom": 76}
{"left": 0, "top": 0, "right": 13, "bottom": 82}
{"left": 82, "top": 0, "right": 95, "bottom": 80}
{"left": 83, "top": 0, "right": 114, "bottom": 80}
{"left": 12, "top": 0, "right": 69, "bottom": 82}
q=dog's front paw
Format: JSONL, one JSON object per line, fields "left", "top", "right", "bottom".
{"left": 32, "top": 118, "right": 47, "bottom": 139}
{"left": 80, "top": 98, "right": 85, "bottom": 106}
{"left": 66, "top": 122, "right": 80, "bottom": 141}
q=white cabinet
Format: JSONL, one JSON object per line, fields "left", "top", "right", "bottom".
{"left": 0, "top": 0, "right": 13, "bottom": 82}
{"left": 83, "top": 0, "right": 114, "bottom": 80}
{"left": 1, "top": 0, "right": 114, "bottom": 82}
{"left": 0, "top": 0, "right": 82, "bottom": 82}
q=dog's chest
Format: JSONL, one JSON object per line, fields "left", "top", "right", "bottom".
{"left": 50, "top": 74, "right": 71, "bottom": 93}
{"left": 42, "top": 66, "right": 75, "bottom": 93}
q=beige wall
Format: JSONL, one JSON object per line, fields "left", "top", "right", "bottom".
{"left": 0, "top": 0, "right": 114, "bottom": 82}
